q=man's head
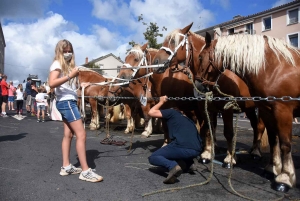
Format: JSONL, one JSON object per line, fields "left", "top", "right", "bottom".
{"left": 2, "top": 74, "right": 7, "bottom": 80}
{"left": 27, "top": 77, "right": 32, "bottom": 82}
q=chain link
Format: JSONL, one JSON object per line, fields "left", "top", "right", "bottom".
{"left": 78, "top": 96, "right": 300, "bottom": 101}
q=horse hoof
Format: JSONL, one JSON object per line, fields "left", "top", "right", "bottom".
{"left": 222, "top": 162, "right": 233, "bottom": 169}
{"left": 199, "top": 158, "right": 211, "bottom": 164}
{"left": 271, "top": 182, "right": 290, "bottom": 193}
{"left": 262, "top": 170, "right": 275, "bottom": 180}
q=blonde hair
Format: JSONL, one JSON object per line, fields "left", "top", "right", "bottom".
{"left": 54, "top": 39, "right": 75, "bottom": 76}
{"left": 18, "top": 84, "right": 23, "bottom": 92}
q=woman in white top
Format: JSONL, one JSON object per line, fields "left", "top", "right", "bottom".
{"left": 15, "top": 84, "right": 24, "bottom": 115}
{"left": 48, "top": 39, "right": 103, "bottom": 182}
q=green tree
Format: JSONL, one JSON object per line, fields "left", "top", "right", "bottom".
{"left": 129, "top": 14, "right": 167, "bottom": 49}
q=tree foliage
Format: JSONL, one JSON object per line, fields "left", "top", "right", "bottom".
{"left": 129, "top": 14, "right": 167, "bottom": 49}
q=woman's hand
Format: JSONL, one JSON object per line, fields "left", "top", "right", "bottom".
{"left": 69, "top": 66, "right": 80, "bottom": 78}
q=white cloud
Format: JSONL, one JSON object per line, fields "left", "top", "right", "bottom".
{"left": 272, "top": 0, "right": 294, "bottom": 8}
{"left": 3, "top": 13, "right": 125, "bottom": 83}
{"left": 90, "top": 0, "right": 215, "bottom": 43}
{"left": 2, "top": 0, "right": 216, "bottom": 84}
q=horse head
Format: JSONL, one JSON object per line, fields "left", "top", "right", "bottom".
{"left": 152, "top": 23, "right": 194, "bottom": 74}
{"left": 193, "top": 32, "right": 222, "bottom": 93}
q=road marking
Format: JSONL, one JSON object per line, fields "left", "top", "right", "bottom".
{"left": 11, "top": 114, "right": 27, "bottom": 121}
{"left": 0, "top": 167, "right": 20, "bottom": 171}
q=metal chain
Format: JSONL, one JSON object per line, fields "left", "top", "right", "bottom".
{"left": 78, "top": 95, "right": 300, "bottom": 101}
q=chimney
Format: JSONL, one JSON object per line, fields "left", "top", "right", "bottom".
{"left": 85, "top": 57, "right": 88, "bottom": 64}
{"left": 233, "top": 15, "right": 242, "bottom": 19}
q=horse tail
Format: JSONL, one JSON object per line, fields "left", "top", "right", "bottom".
{"left": 110, "top": 104, "right": 121, "bottom": 123}
{"left": 260, "top": 128, "right": 269, "bottom": 153}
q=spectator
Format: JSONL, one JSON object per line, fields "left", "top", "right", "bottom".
{"left": 8, "top": 81, "right": 16, "bottom": 110}
{"left": 148, "top": 95, "right": 202, "bottom": 184}
{"left": 0, "top": 73, "right": 3, "bottom": 113}
{"left": 15, "top": 84, "right": 24, "bottom": 116}
{"left": 30, "top": 81, "right": 38, "bottom": 116}
{"left": 35, "top": 86, "right": 47, "bottom": 122}
{"left": 25, "top": 77, "right": 32, "bottom": 115}
{"left": 48, "top": 39, "right": 103, "bottom": 182}
{"left": 1, "top": 75, "right": 9, "bottom": 117}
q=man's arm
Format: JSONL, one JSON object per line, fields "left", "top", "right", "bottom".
{"left": 148, "top": 95, "right": 168, "bottom": 118}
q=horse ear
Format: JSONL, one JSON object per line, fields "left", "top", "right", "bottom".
{"left": 205, "top": 32, "right": 212, "bottom": 47}
{"left": 141, "top": 43, "right": 148, "bottom": 51}
{"left": 181, "top": 22, "right": 193, "bottom": 34}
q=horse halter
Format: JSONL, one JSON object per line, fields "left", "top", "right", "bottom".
{"left": 122, "top": 49, "right": 148, "bottom": 78}
{"left": 197, "top": 48, "right": 224, "bottom": 87}
{"left": 160, "top": 33, "right": 189, "bottom": 69}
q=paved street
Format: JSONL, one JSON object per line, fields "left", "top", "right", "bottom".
{"left": 0, "top": 111, "right": 300, "bottom": 201}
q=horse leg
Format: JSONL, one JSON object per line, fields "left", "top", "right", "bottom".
{"left": 272, "top": 104, "right": 295, "bottom": 192}
{"left": 89, "top": 99, "right": 99, "bottom": 130}
{"left": 246, "top": 108, "right": 266, "bottom": 160}
{"left": 124, "top": 104, "right": 133, "bottom": 134}
{"left": 141, "top": 103, "right": 153, "bottom": 138}
{"left": 222, "top": 110, "right": 236, "bottom": 168}
{"left": 200, "top": 113, "right": 217, "bottom": 164}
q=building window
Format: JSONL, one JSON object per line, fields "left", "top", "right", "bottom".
{"left": 228, "top": 28, "right": 234, "bottom": 35}
{"left": 245, "top": 23, "right": 254, "bottom": 34}
{"left": 288, "top": 33, "right": 299, "bottom": 48}
{"left": 262, "top": 16, "right": 272, "bottom": 31}
{"left": 288, "top": 8, "right": 299, "bottom": 24}
{"left": 99, "top": 64, "right": 104, "bottom": 69}
{"left": 117, "top": 66, "right": 121, "bottom": 73}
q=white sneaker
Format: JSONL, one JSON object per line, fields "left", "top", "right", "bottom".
{"left": 79, "top": 168, "right": 103, "bottom": 182}
{"left": 59, "top": 164, "right": 82, "bottom": 176}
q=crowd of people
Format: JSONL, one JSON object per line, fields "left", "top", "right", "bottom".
{"left": 0, "top": 73, "right": 53, "bottom": 122}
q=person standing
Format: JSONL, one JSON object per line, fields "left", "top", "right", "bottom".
{"left": 30, "top": 82, "right": 38, "bottom": 116}
{"left": 8, "top": 81, "right": 16, "bottom": 110}
{"left": 48, "top": 39, "right": 103, "bottom": 182}
{"left": 1, "top": 75, "right": 9, "bottom": 117}
{"left": 35, "top": 87, "right": 46, "bottom": 122}
{"left": 148, "top": 95, "right": 202, "bottom": 184}
{"left": 0, "top": 73, "right": 3, "bottom": 114}
{"left": 15, "top": 84, "right": 24, "bottom": 116}
{"left": 25, "top": 77, "right": 32, "bottom": 115}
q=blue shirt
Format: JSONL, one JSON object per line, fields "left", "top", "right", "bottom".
{"left": 161, "top": 109, "right": 202, "bottom": 151}
{"left": 25, "top": 81, "right": 31, "bottom": 95}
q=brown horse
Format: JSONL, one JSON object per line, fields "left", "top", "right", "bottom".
{"left": 195, "top": 32, "right": 300, "bottom": 192}
{"left": 152, "top": 23, "right": 266, "bottom": 168}
{"left": 110, "top": 44, "right": 204, "bottom": 144}
{"left": 77, "top": 68, "right": 132, "bottom": 129}
{"left": 108, "top": 43, "right": 158, "bottom": 138}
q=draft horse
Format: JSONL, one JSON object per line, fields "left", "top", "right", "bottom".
{"left": 195, "top": 32, "right": 300, "bottom": 192}
{"left": 111, "top": 44, "right": 203, "bottom": 145}
{"left": 152, "top": 23, "right": 266, "bottom": 168}
{"left": 108, "top": 44, "right": 158, "bottom": 138}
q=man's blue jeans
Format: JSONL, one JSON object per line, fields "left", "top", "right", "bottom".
{"left": 148, "top": 142, "right": 200, "bottom": 171}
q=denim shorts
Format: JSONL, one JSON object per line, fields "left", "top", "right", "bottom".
{"left": 8, "top": 96, "right": 15, "bottom": 102}
{"left": 56, "top": 100, "right": 81, "bottom": 123}
{"left": 37, "top": 105, "right": 45, "bottom": 111}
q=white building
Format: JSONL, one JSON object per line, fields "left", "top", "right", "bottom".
{"left": 82, "top": 53, "right": 124, "bottom": 77}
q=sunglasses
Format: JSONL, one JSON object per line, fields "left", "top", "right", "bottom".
{"left": 63, "top": 51, "right": 72, "bottom": 53}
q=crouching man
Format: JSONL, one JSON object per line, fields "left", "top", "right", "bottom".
{"left": 148, "top": 95, "right": 202, "bottom": 184}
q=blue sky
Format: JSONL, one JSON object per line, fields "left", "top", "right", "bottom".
{"left": 0, "top": 0, "right": 294, "bottom": 85}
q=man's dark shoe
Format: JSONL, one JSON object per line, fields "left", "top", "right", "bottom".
{"left": 163, "top": 165, "right": 182, "bottom": 184}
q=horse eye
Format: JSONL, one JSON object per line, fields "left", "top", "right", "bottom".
{"left": 134, "top": 58, "right": 139, "bottom": 62}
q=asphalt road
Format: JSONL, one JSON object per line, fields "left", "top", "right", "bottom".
{"left": 0, "top": 111, "right": 300, "bottom": 201}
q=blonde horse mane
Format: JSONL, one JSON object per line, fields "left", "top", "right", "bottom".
{"left": 214, "top": 34, "right": 300, "bottom": 75}
{"left": 127, "top": 44, "right": 145, "bottom": 60}
{"left": 165, "top": 29, "right": 204, "bottom": 47}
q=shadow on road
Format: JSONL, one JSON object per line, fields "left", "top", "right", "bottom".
{"left": 0, "top": 133, "right": 27, "bottom": 142}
